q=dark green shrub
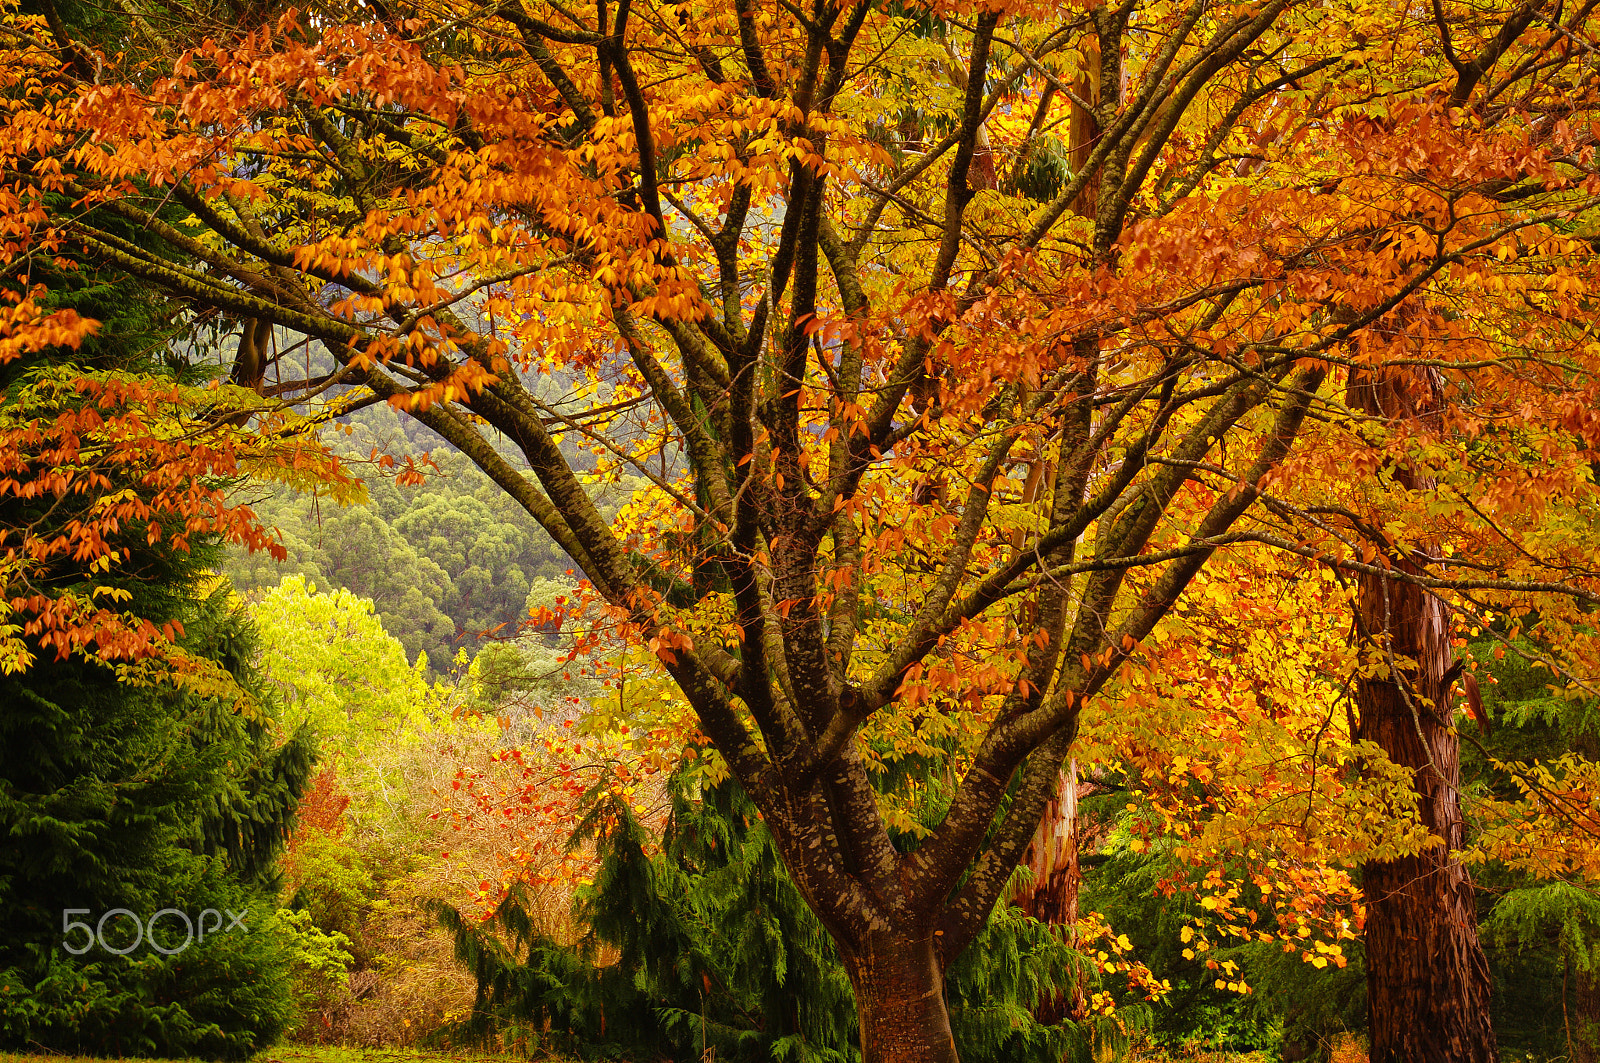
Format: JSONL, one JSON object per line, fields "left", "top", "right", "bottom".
{"left": 0, "top": 586, "right": 313, "bottom": 1059}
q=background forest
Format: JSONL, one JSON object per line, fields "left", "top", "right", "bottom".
{"left": 222, "top": 381, "right": 646, "bottom": 675}
{"left": 3, "top": 0, "right": 1600, "bottom": 1061}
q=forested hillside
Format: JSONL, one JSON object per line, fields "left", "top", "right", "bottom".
{"left": 224, "top": 382, "right": 640, "bottom": 671}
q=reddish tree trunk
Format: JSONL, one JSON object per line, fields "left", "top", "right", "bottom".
{"left": 1351, "top": 369, "right": 1497, "bottom": 1063}
{"left": 1576, "top": 959, "right": 1600, "bottom": 1063}
{"left": 1010, "top": 760, "right": 1086, "bottom": 1024}
{"left": 842, "top": 931, "right": 960, "bottom": 1063}
{"left": 998, "top": 18, "right": 1107, "bottom": 1028}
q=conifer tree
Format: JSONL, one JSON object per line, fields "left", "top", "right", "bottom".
{"left": 0, "top": 578, "right": 314, "bottom": 1058}
{"left": 1468, "top": 638, "right": 1600, "bottom": 1060}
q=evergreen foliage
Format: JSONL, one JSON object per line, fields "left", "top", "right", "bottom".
{"left": 1237, "top": 937, "right": 1367, "bottom": 1060}
{"left": 0, "top": 580, "right": 314, "bottom": 1058}
{"left": 1464, "top": 638, "right": 1600, "bottom": 1060}
{"left": 436, "top": 768, "right": 1124, "bottom": 1063}
{"left": 1077, "top": 846, "right": 1280, "bottom": 1053}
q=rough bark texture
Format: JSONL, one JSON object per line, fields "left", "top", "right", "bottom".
{"left": 843, "top": 932, "right": 960, "bottom": 1063}
{"left": 1576, "top": 960, "right": 1600, "bottom": 1063}
{"left": 1009, "top": 761, "right": 1086, "bottom": 1024}
{"left": 1351, "top": 369, "right": 1497, "bottom": 1063}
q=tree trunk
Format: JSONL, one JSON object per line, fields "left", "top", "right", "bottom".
{"left": 842, "top": 931, "right": 961, "bottom": 1063}
{"left": 1009, "top": 760, "right": 1086, "bottom": 1024}
{"left": 1351, "top": 370, "right": 1497, "bottom": 1063}
{"left": 1356, "top": 615, "right": 1497, "bottom": 1063}
{"left": 999, "top": 21, "right": 1107, "bottom": 1025}
{"left": 1575, "top": 958, "right": 1600, "bottom": 1063}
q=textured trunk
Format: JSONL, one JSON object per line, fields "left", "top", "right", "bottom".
{"left": 843, "top": 931, "right": 960, "bottom": 1063}
{"left": 1351, "top": 369, "right": 1497, "bottom": 1063}
{"left": 1576, "top": 958, "right": 1600, "bottom": 1063}
{"left": 1068, "top": 47, "right": 1100, "bottom": 221}
{"left": 1355, "top": 601, "right": 1497, "bottom": 1063}
{"left": 1010, "top": 760, "right": 1086, "bottom": 1024}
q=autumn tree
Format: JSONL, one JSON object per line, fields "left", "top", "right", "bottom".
{"left": 6, "top": 1, "right": 1600, "bottom": 1059}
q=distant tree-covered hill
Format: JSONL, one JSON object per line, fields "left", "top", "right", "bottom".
{"left": 226, "top": 397, "right": 642, "bottom": 672}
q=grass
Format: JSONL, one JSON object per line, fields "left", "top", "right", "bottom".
{"left": 1, "top": 1039, "right": 1367, "bottom": 1063}
{"left": 259, "top": 1049, "right": 525, "bottom": 1063}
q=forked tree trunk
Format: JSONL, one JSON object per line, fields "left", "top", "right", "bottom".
{"left": 842, "top": 931, "right": 960, "bottom": 1063}
{"left": 1350, "top": 369, "right": 1497, "bottom": 1063}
